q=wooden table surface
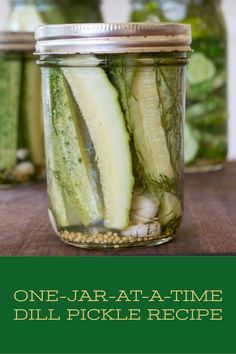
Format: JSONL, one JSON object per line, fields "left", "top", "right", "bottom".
{"left": 0, "top": 162, "right": 236, "bottom": 256}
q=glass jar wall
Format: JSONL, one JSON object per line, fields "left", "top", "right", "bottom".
{"left": 0, "top": 33, "right": 44, "bottom": 185}
{"left": 36, "top": 23, "right": 191, "bottom": 249}
{"left": 56, "top": 0, "right": 103, "bottom": 23}
{"left": 1, "top": 0, "right": 102, "bottom": 185}
{"left": 130, "top": 0, "right": 228, "bottom": 172}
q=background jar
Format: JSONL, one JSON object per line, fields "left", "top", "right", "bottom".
{"left": 36, "top": 23, "right": 191, "bottom": 249}
{"left": 8, "top": 0, "right": 102, "bottom": 30}
{"left": 0, "top": 32, "right": 44, "bottom": 186}
{"left": 130, "top": 0, "right": 228, "bottom": 172}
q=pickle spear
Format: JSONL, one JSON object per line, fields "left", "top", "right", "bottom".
{"left": 129, "top": 66, "right": 174, "bottom": 188}
{"left": 0, "top": 58, "right": 21, "bottom": 173}
{"left": 63, "top": 66, "right": 134, "bottom": 230}
{"left": 22, "top": 60, "right": 44, "bottom": 167}
{"left": 42, "top": 67, "right": 104, "bottom": 227}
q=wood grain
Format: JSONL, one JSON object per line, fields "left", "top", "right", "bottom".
{"left": 0, "top": 162, "right": 236, "bottom": 256}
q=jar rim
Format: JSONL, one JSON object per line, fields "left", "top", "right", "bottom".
{"left": 0, "top": 31, "right": 35, "bottom": 52}
{"left": 35, "top": 22, "right": 192, "bottom": 55}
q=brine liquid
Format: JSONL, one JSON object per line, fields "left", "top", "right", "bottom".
{"left": 42, "top": 54, "right": 186, "bottom": 249}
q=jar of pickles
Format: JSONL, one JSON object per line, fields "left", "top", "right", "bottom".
{"left": 130, "top": 0, "right": 228, "bottom": 172}
{"left": 36, "top": 23, "right": 191, "bottom": 248}
{"left": 56, "top": 0, "right": 103, "bottom": 23}
{"left": 8, "top": 0, "right": 102, "bottom": 29}
{"left": 0, "top": 32, "right": 44, "bottom": 185}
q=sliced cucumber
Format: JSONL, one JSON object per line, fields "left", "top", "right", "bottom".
{"left": 58, "top": 55, "right": 102, "bottom": 67}
{"left": 184, "top": 123, "right": 200, "bottom": 165}
{"left": 187, "top": 108, "right": 227, "bottom": 132}
{"left": 107, "top": 57, "right": 132, "bottom": 133}
{"left": 156, "top": 65, "right": 184, "bottom": 179}
{"left": 22, "top": 59, "right": 44, "bottom": 166}
{"left": 42, "top": 69, "right": 70, "bottom": 228}
{"left": 47, "top": 169, "right": 69, "bottom": 229}
{"left": 0, "top": 58, "right": 21, "bottom": 172}
{"left": 63, "top": 66, "right": 134, "bottom": 230}
{"left": 107, "top": 55, "right": 138, "bottom": 134}
{"left": 129, "top": 66, "right": 174, "bottom": 191}
{"left": 42, "top": 70, "right": 69, "bottom": 228}
{"left": 7, "top": 4, "right": 45, "bottom": 31}
{"left": 200, "top": 133, "right": 227, "bottom": 160}
{"left": 125, "top": 65, "right": 137, "bottom": 91}
{"left": 42, "top": 67, "right": 103, "bottom": 227}
{"left": 186, "top": 97, "right": 225, "bottom": 122}
{"left": 187, "top": 52, "right": 216, "bottom": 86}
{"left": 187, "top": 70, "right": 226, "bottom": 101}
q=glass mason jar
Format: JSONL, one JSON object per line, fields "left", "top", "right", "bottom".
{"left": 8, "top": 0, "right": 102, "bottom": 30}
{"left": 36, "top": 23, "right": 191, "bottom": 249}
{"left": 0, "top": 32, "right": 44, "bottom": 185}
{"left": 56, "top": 0, "right": 103, "bottom": 23}
{"left": 130, "top": 0, "right": 228, "bottom": 172}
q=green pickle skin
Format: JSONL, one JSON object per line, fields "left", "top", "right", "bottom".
{"left": 42, "top": 67, "right": 104, "bottom": 228}
{"left": 40, "top": 53, "right": 186, "bottom": 248}
{"left": 130, "top": 0, "right": 228, "bottom": 171}
{"left": 0, "top": 53, "right": 44, "bottom": 185}
{"left": 0, "top": 56, "right": 21, "bottom": 175}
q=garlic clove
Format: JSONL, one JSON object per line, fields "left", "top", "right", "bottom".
{"left": 130, "top": 212, "right": 156, "bottom": 225}
{"left": 130, "top": 192, "right": 159, "bottom": 224}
